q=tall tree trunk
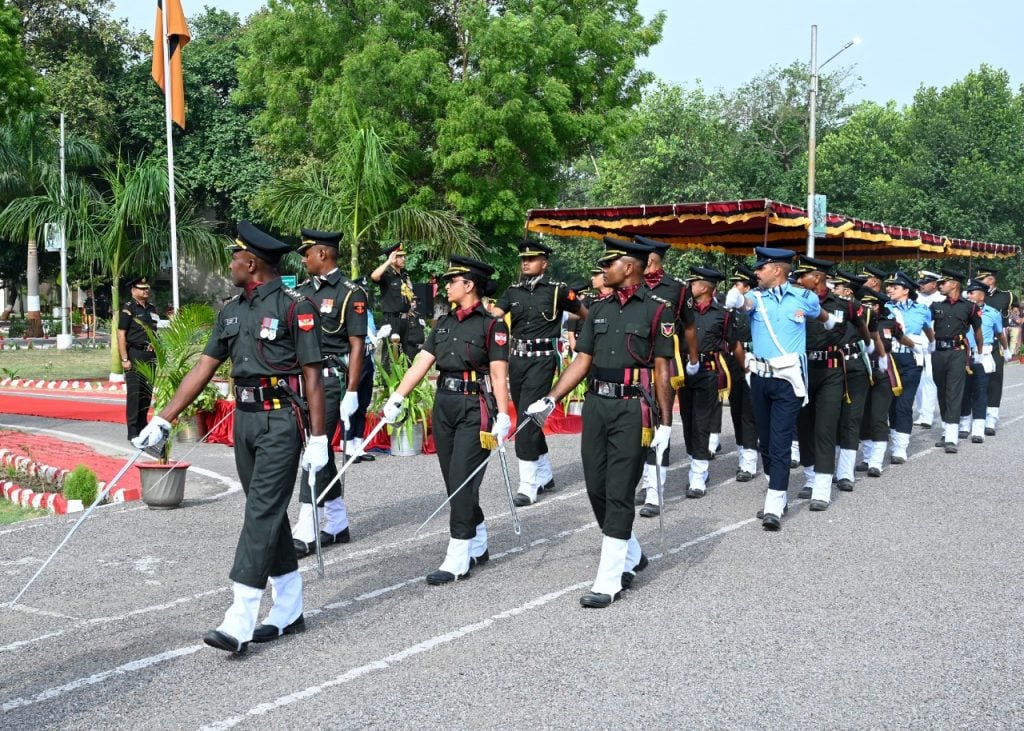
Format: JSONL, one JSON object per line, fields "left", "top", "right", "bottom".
{"left": 25, "top": 233, "right": 42, "bottom": 337}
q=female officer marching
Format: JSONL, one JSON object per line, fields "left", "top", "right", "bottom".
{"left": 382, "top": 257, "right": 511, "bottom": 584}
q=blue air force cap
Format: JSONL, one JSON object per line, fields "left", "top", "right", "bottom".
{"left": 753, "top": 247, "right": 796, "bottom": 269}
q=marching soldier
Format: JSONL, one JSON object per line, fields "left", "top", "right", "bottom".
{"left": 678, "top": 266, "right": 733, "bottom": 498}
{"left": 930, "top": 268, "right": 984, "bottom": 452}
{"left": 292, "top": 228, "right": 368, "bottom": 556}
{"left": 382, "top": 257, "right": 510, "bottom": 584}
{"left": 857, "top": 288, "right": 898, "bottom": 476}
{"left": 117, "top": 277, "right": 160, "bottom": 442}
{"left": 725, "top": 265, "right": 760, "bottom": 482}
{"left": 134, "top": 221, "right": 327, "bottom": 653}
{"left": 792, "top": 256, "right": 852, "bottom": 511}
{"left": 371, "top": 242, "right": 418, "bottom": 364}
{"left": 884, "top": 272, "right": 934, "bottom": 463}
{"left": 960, "top": 279, "right": 1010, "bottom": 443}
{"left": 913, "top": 270, "right": 944, "bottom": 428}
{"left": 490, "top": 239, "right": 585, "bottom": 507}
{"left": 829, "top": 271, "right": 874, "bottom": 492}
{"left": 860, "top": 265, "right": 888, "bottom": 293}
{"left": 725, "top": 248, "right": 839, "bottom": 529}
{"left": 526, "top": 236, "right": 675, "bottom": 607}
{"left": 978, "top": 268, "right": 1016, "bottom": 435}
{"left": 633, "top": 236, "right": 698, "bottom": 515}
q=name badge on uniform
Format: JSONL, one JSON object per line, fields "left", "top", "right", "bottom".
{"left": 320, "top": 299, "right": 334, "bottom": 313}
{"left": 150, "top": 313, "right": 160, "bottom": 322}
{"left": 834, "top": 310, "right": 844, "bottom": 323}
{"left": 260, "top": 317, "right": 279, "bottom": 340}
{"left": 225, "top": 317, "right": 238, "bottom": 325}
{"left": 436, "top": 328, "right": 449, "bottom": 335}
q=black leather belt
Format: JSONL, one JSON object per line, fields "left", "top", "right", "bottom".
{"left": 588, "top": 379, "right": 643, "bottom": 399}
{"left": 935, "top": 338, "right": 965, "bottom": 351}
{"left": 129, "top": 344, "right": 154, "bottom": 352}
{"left": 807, "top": 350, "right": 843, "bottom": 368}
{"left": 438, "top": 376, "right": 480, "bottom": 394}
{"left": 512, "top": 337, "right": 556, "bottom": 356}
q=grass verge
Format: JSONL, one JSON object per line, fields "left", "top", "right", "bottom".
{"left": 0, "top": 499, "right": 49, "bottom": 524}
{"left": 0, "top": 346, "right": 113, "bottom": 381}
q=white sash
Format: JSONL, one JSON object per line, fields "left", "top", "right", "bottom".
{"left": 753, "top": 291, "right": 808, "bottom": 403}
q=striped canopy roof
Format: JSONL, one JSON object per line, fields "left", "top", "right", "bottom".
{"left": 526, "top": 199, "right": 1018, "bottom": 261}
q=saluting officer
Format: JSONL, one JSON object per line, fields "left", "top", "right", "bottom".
{"left": 791, "top": 256, "right": 852, "bottom": 511}
{"left": 725, "top": 247, "right": 838, "bottom": 529}
{"left": 293, "top": 228, "right": 368, "bottom": 556}
{"left": 978, "top": 268, "right": 1016, "bottom": 435}
{"left": 960, "top": 279, "right": 1010, "bottom": 443}
{"left": 527, "top": 237, "right": 675, "bottom": 607}
{"left": 117, "top": 277, "right": 160, "bottom": 442}
{"left": 134, "top": 221, "right": 328, "bottom": 653}
{"left": 724, "top": 265, "right": 760, "bottom": 482}
{"left": 856, "top": 287, "right": 898, "bottom": 476}
{"left": 829, "top": 270, "right": 874, "bottom": 492}
{"left": 491, "top": 239, "right": 585, "bottom": 506}
{"left": 912, "top": 270, "right": 944, "bottom": 429}
{"left": 382, "top": 257, "right": 510, "bottom": 584}
{"left": 633, "top": 236, "right": 698, "bottom": 512}
{"left": 371, "top": 242, "right": 418, "bottom": 364}
{"left": 930, "top": 268, "right": 984, "bottom": 452}
{"left": 884, "top": 272, "right": 934, "bottom": 463}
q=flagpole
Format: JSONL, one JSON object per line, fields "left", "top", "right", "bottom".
{"left": 160, "top": 0, "right": 181, "bottom": 314}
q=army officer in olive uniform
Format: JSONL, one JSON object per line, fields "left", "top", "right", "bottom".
{"left": 294, "top": 228, "right": 368, "bottom": 556}
{"left": 382, "top": 256, "right": 511, "bottom": 585}
{"left": 117, "top": 276, "right": 160, "bottom": 442}
{"left": 371, "top": 242, "right": 418, "bottom": 364}
{"left": 527, "top": 237, "right": 675, "bottom": 608}
{"left": 134, "top": 221, "right": 328, "bottom": 654}
{"left": 491, "top": 239, "right": 585, "bottom": 507}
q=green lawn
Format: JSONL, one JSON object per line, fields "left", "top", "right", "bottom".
{"left": 0, "top": 499, "right": 48, "bottom": 524}
{"left": 0, "top": 346, "right": 114, "bottom": 381}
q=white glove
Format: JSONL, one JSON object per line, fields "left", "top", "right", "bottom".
{"left": 972, "top": 352, "right": 984, "bottom": 365}
{"left": 912, "top": 342, "right": 926, "bottom": 356}
{"left": 382, "top": 392, "right": 404, "bottom": 423}
{"left": 983, "top": 354, "right": 996, "bottom": 374}
{"left": 1004, "top": 348, "right": 1014, "bottom": 363}
{"left": 724, "top": 286, "right": 745, "bottom": 310}
{"left": 373, "top": 324, "right": 393, "bottom": 345}
{"left": 490, "top": 412, "right": 512, "bottom": 446}
{"left": 300, "top": 434, "right": 329, "bottom": 474}
{"left": 132, "top": 415, "right": 171, "bottom": 450}
{"left": 340, "top": 390, "right": 359, "bottom": 430}
{"left": 877, "top": 354, "right": 889, "bottom": 373}
{"left": 822, "top": 312, "right": 840, "bottom": 331}
{"left": 982, "top": 344, "right": 993, "bottom": 355}
{"left": 526, "top": 396, "right": 556, "bottom": 427}
{"left": 866, "top": 340, "right": 875, "bottom": 355}
{"left": 649, "top": 424, "right": 672, "bottom": 463}
{"left": 743, "top": 352, "right": 756, "bottom": 372}
{"left": 928, "top": 340, "right": 936, "bottom": 353}
{"left": 685, "top": 359, "right": 700, "bottom": 377}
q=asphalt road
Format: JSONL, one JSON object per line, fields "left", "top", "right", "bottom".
{"left": 2, "top": 368, "right": 1024, "bottom": 729}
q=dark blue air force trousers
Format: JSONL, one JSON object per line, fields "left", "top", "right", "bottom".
{"left": 751, "top": 374, "right": 802, "bottom": 494}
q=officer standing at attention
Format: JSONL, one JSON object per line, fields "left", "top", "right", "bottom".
{"left": 978, "top": 268, "right": 1016, "bottom": 435}
{"left": 791, "top": 256, "right": 855, "bottom": 511}
{"left": 117, "top": 277, "right": 160, "bottom": 442}
{"left": 293, "top": 228, "right": 368, "bottom": 556}
{"left": 912, "top": 270, "right": 944, "bottom": 429}
{"left": 133, "top": 221, "right": 327, "bottom": 653}
{"left": 724, "top": 265, "right": 760, "bottom": 482}
{"left": 930, "top": 268, "right": 984, "bottom": 453}
{"left": 526, "top": 237, "right": 675, "bottom": 607}
{"left": 959, "top": 279, "right": 1010, "bottom": 443}
{"left": 676, "top": 265, "right": 732, "bottom": 499}
{"left": 633, "top": 236, "right": 698, "bottom": 512}
{"left": 490, "top": 239, "right": 585, "bottom": 506}
{"left": 883, "top": 272, "right": 934, "bottom": 463}
{"left": 371, "top": 242, "right": 417, "bottom": 364}
{"left": 725, "top": 247, "right": 838, "bottom": 529}
{"left": 382, "top": 257, "right": 510, "bottom": 584}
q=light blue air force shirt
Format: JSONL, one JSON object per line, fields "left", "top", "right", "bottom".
{"left": 967, "top": 303, "right": 1003, "bottom": 352}
{"left": 745, "top": 283, "right": 822, "bottom": 359}
{"left": 890, "top": 300, "right": 932, "bottom": 335}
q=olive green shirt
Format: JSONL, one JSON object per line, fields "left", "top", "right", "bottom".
{"left": 296, "top": 269, "right": 368, "bottom": 356}
{"left": 575, "top": 286, "right": 675, "bottom": 368}
{"left": 496, "top": 276, "right": 582, "bottom": 340}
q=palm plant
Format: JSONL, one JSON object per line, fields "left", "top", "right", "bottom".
{"left": 0, "top": 113, "right": 103, "bottom": 336}
{"left": 258, "top": 122, "right": 482, "bottom": 279}
{"left": 134, "top": 303, "right": 222, "bottom": 462}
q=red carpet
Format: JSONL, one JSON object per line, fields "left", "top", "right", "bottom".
{"left": 0, "top": 390, "right": 125, "bottom": 423}
{"left": 0, "top": 431, "right": 142, "bottom": 492}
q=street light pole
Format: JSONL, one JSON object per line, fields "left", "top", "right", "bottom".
{"left": 806, "top": 27, "right": 860, "bottom": 258}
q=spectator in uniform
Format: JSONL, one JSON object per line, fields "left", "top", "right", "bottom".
{"left": 117, "top": 277, "right": 160, "bottom": 442}
{"left": 371, "top": 243, "right": 417, "bottom": 365}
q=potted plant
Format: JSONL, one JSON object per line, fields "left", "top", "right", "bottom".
{"left": 371, "top": 341, "right": 435, "bottom": 456}
{"left": 134, "top": 303, "right": 218, "bottom": 508}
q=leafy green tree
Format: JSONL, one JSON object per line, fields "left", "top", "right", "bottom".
{"left": 0, "top": 4, "right": 40, "bottom": 123}
{"left": 257, "top": 123, "right": 482, "bottom": 280}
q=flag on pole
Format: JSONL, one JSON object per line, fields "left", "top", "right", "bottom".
{"left": 152, "top": 0, "right": 190, "bottom": 129}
